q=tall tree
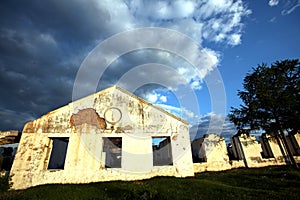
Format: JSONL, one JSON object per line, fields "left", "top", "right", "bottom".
{"left": 229, "top": 59, "right": 300, "bottom": 167}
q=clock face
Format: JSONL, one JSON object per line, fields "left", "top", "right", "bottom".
{"left": 104, "top": 107, "right": 122, "bottom": 124}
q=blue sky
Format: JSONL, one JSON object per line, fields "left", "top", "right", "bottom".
{"left": 0, "top": 0, "right": 299, "bottom": 141}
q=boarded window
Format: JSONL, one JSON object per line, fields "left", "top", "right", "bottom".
{"left": 48, "top": 138, "right": 69, "bottom": 170}
{"left": 152, "top": 137, "right": 172, "bottom": 166}
{"left": 103, "top": 137, "right": 122, "bottom": 168}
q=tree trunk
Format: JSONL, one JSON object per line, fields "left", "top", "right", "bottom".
{"left": 275, "top": 135, "right": 290, "bottom": 164}
{"left": 278, "top": 128, "right": 299, "bottom": 168}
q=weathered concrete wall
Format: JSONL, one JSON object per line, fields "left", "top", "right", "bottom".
{"left": 9, "top": 86, "right": 194, "bottom": 190}
{"left": 0, "top": 130, "right": 19, "bottom": 177}
{"left": 192, "top": 132, "right": 300, "bottom": 173}
{"left": 288, "top": 132, "right": 300, "bottom": 163}
{"left": 235, "top": 134, "right": 287, "bottom": 168}
{"left": 0, "top": 144, "right": 18, "bottom": 177}
{"left": 0, "top": 130, "right": 19, "bottom": 145}
{"left": 294, "top": 133, "right": 300, "bottom": 145}
{"left": 193, "top": 134, "right": 243, "bottom": 173}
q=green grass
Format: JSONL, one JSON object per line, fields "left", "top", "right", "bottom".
{"left": 1, "top": 166, "right": 300, "bottom": 199}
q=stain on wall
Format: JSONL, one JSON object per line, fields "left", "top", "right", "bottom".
{"left": 70, "top": 108, "right": 106, "bottom": 129}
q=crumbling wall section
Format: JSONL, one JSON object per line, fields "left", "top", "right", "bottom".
{"left": 193, "top": 134, "right": 243, "bottom": 173}
{"left": 0, "top": 130, "right": 19, "bottom": 177}
{"left": 233, "top": 134, "right": 288, "bottom": 168}
{"left": 192, "top": 132, "right": 300, "bottom": 173}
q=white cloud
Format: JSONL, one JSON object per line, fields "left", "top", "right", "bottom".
{"left": 281, "top": 0, "right": 300, "bottom": 15}
{"left": 269, "top": 0, "right": 279, "bottom": 7}
{"left": 87, "top": 0, "right": 249, "bottom": 93}
{"left": 268, "top": 0, "right": 300, "bottom": 15}
{"left": 123, "top": 0, "right": 250, "bottom": 46}
{"left": 144, "top": 91, "right": 168, "bottom": 104}
{"left": 229, "top": 34, "right": 241, "bottom": 46}
{"left": 190, "top": 79, "right": 202, "bottom": 90}
{"left": 200, "top": 0, "right": 251, "bottom": 45}
{"left": 128, "top": 0, "right": 196, "bottom": 20}
{"left": 159, "top": 95, "right": 167, "bottom": 103}
{"left": 146, "top": 92, "right": 159, "bottom": 103}
{"left": 155, "top": 103, "right": 198, "bottom": 123}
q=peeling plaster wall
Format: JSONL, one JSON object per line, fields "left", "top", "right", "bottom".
{"left": 193, "top": 133, "right": 300, "bottom": 173}
{"left": 193, "top": 134, "right": 243, "bottom": 173}
{"left": 294, "top": 133, "right": 300, "bottom": 145}
{"left": 0, "top": 130, "right": 19, "bottom": 145}
{"left": 233, "top": 134, "right": 289, "bottom": 168}
{"left": 293, "top": 133, "right": 300, "bottom": 163}
{"left": 10, "top": 86, "right": 194, "bottom": 190}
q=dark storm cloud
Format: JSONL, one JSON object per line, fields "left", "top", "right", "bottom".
{"left": 0, "top": 0, "right": 246, "bottom": 134}
{"left": 0, "top": 0, "right": 113, "bottom": 130}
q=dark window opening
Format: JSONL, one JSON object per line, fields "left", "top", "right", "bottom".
{"left": 152, "top": 137, "right": 172, "bottom": 166}
{"left": 228, "top": 137, "right": 243, "bottom": 160}
{"left": 0, "top": 147, "right": 15, "bottom": 171}
{"left": 192, "top": 138, "right": 207, "bottom": 163}
{"left": 260, "top": 135, "right": 274, "bottom": 158}
{"left": 227, "top": 143, "right": 237, "bottom": 161}
{"left": 103, "top": 137, "right": 122, "bottom": 168}
{"left": 47, "top": 138, "right": 69, "bottom": 170}
{"left": 286, "top": 134, "right": 300, "bottom": 156}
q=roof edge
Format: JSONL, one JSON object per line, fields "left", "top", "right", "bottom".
{"left": 113, "top": 85, "right": 189, "bottom": 125}
{"left": 28, "top": 85, "right": 189, "bottom": 126}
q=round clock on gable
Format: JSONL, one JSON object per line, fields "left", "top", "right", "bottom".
{"left": 104, "top": 107, "right": 122, "bottom": 125}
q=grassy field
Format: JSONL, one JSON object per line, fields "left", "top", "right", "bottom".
{"left": 0, "top": 166, "right": 299, "bottom": 199}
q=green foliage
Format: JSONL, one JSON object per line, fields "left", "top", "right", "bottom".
{"left": 229, "top": 59, "right": 300, "bottom": 133}
{"left": 1, "top": 166, "right": 300, "bottom": 199}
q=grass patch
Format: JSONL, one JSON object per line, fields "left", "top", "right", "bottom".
{"left": 0, "top": 176, "right": 10, "bottom": 193}
{"left": 1, "top": 166, "right": 300, "bottom": 199}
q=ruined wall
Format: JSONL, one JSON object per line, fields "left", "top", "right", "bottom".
{"left": 0, "top": 130, "right": 19, "bottom": 177}
{"left": 192, "top": 132, "right": 300, "bottom": 173}
{"left": 193, "top": 134, "right": 244, "bottom": 173}
{"left": 10, "top": 86, "right": 194, "bottom": 190}
{"left": 232, "top": 134, "right": 290, "bottom": 168}
{"left": 0, "top": 130, "right": 19, "bottom": 145}
{"left": 231, "top": 134, "right": 299, "bottom": 167}
{"left": 288, "top": 132, "right": 300, "bottom": 163}
{"left": 294, "top": 133, "right": 300, "bottom": 145}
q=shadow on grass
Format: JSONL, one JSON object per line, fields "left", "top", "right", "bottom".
{"left": 1, "top": 166, "right": 299, "bottom": 200}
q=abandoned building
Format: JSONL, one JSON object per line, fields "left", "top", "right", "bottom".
{"left": 192, "top": 131, "right": 300, "bottom": 173}
{"left": 6, "top": 86, "right": 300, "bottom": 190}
{"left": 9, "top": 86, "right": 194, "bottom": 190}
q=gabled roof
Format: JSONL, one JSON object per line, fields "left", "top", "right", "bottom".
{"left": 43, "top": 85, "right": 189, "bottom": 125}
{"left": 95, "top": 85, "right": 189, "bottom": 125}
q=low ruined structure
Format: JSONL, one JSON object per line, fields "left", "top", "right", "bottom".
{"left": 0, "top": 130, "right": 19, "bottom": 145}
{"left": 9, "top": 86, "right": 194, "bottom": 190}
{"left": 231, "top": 133, "right": 287, "bottom": 168}
{"left": 0, "top": 130, "right": 19, "bottom": 177}
{"left": 192, "top": 134, "right": 244, "bottom": 172}
{"left": 192, "top": 132, "right": 300, "bottom": 173}
{"left": 192, "top": 134, "right": 229, "bottom": 172}
{"left": 286, "top": 132, "right": 300, "bottom": 158}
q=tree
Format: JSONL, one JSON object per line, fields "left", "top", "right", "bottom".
{"left": 229, "top": 59, "right": 300, "bottom": 167}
